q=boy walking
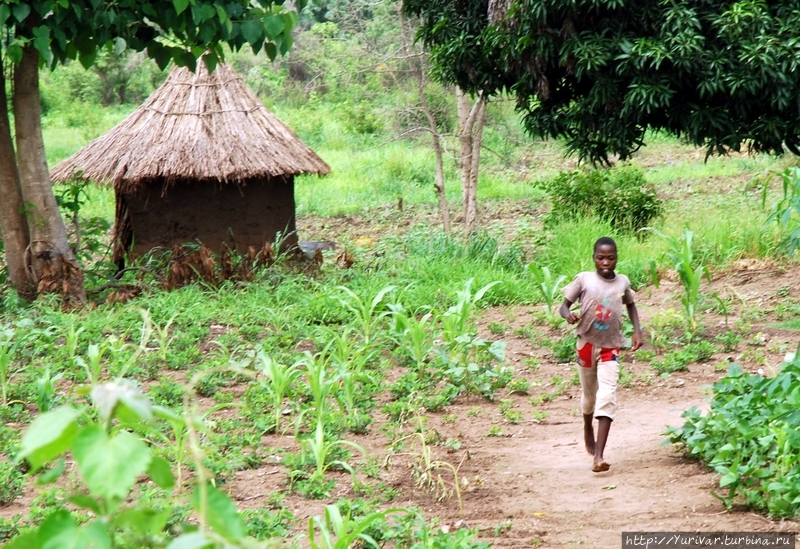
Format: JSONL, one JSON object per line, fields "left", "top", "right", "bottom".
{"left": 559, "top": 237, "right": 642, "bottom": 472}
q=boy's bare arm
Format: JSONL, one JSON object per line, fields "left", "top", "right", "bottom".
{"left": 560, "top": 298, "right": 579, "bottom": 324}
{"left": 626, "top": 302, "right": 643, "bottom": 350}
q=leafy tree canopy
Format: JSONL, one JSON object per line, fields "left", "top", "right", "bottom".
{"left": 401, "top": 0, "right": 800, "bottom": 163}
{"left": 0, "top": 0, "right": 304, "bottom": 72}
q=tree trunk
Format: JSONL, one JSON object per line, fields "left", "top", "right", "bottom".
{"left": 457, "top": 88, "right": 486, "bottom": 235}
{"left": 13, "top": 46, "right": 86, "bottom": 302}
{"left": 0, "top": 55, "right": 33, "bottom": 297}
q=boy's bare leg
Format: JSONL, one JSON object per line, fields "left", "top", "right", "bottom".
{"left": 583, "top": 414, "right": 595, "bottom": 455}
{"left": 592, "top": 416, "right": 612, "bottom": 472}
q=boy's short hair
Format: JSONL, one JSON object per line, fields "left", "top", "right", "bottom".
{"left": 593, "top": 236, "right": 617, "bottom": 253}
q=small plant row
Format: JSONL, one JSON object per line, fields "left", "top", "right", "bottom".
{"left": 667, "top": 351, "right": 800, "bottom": 518}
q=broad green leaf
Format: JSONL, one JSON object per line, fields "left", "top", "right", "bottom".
{"left": 72, "top": 426, "right": 151, "bottom": 502}
{"left": 68, "top": 494, "right": 102, "bottom": 515}
{"left": 11, "top": 3, "right": 30, "bottom": 23}
{"left": 202, "top": 52, "right": 218, "bottom": 73}
{"left": 36, "top": 458, "right": 66, "bottom": 485}
{"left": 78, "top": 48, "right": 98, "bottom": 69}
{"left": 173, "top": 0, "right": 189, "bottom": 15}
{"left": 191, "top": 484, "right": 244, "bottom": 542}
{"left": 40, "top": 511, "right": 111, "bottom": 549}
{"left": 240, "top": 19, "right": 264, "bottom": 45}
{"left": 263, "top": 14, "right": 285, "bottom": 39}
{"left": 147, "top": 456, "right": 175, "bottom": 489}
{"left": 114, "top": 508, "right": 169, "bottom": 536}
{"left": 3, "top": 531, "right": 39, "bottom": 549}
{"left": 18, "top": 406, "right": 82, "bottom": 472}
{"left": 166, "top": 532, "right": 214, "bottom": 549}
{"left": 113, "top": 37, "right": 126, "bottom": 55}
{"left": 0, "top": 5, "right": 10, "bottom": 26}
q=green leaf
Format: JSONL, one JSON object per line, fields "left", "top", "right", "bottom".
{"left": 113, "top": 37, "right": 127, "bottom": 55}
{"left": 40, "top": 511, "right": 111, "bottom": 549}
{"left": 37, "top": 458, "right": 66, "bottom": 485}
{"left": 4, "top": 531, "right": 39, "bottom": 549}
{"left": 114, "top": 508, "right": 169, "bottom": 536}
{"left": 265, "top": 42, "right": 277, "bottom": 62}
{"left": 72, "top": 426, "right": 151, "bottom": 502}
{"left": 166, "top": 532, "right": 214, "bottom": 549}
{"left": 240, "top": 19, "right": 264, "bottom": 45}
{"left": 18, "top": 407, "right": 82, "bottom": 472}
{"left": 11, "top": 3, "right": 31, "bottom": 23}
{"left": 202, "top": 52, "right": 218, "bottom": 73}
{"left": 147, "top": 456, "right": 175, "bottom": 489}
{"left": 191, "top": 484, "right": 244, "bottom": 542}
{"left": 173, "top": 0, "right": 189, "bottom": 16}
{"left": 263, "top": 14, "right": 285, "bottom": 39}
{"left": 78, "top": 48, "right": 97, "bottom": 69}
{"left": 68, "top": 494, "right": 102, "bottom": 515}
{"left": 0, "top": 5, "right": 10, "bottom": 26}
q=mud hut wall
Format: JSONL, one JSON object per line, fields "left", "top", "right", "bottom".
{"left": 124, "top": 177, "right": 298, "bottom": 256}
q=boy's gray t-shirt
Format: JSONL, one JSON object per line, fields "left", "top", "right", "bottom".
{"left": 562, "top": 271, "right": 635, "bottom": 348}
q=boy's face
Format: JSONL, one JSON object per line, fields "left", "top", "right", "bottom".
{"left": 593, "top": 244, "right": 617, "bottom": 279}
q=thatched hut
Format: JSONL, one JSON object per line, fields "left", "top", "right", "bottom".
{"left": 51, "top": 62, "right": 330, "bottom": 265}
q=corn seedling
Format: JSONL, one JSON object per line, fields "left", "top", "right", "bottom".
{"left": 256, "top": 351, "right": 300, "bottom": 433}
{"left": 645, "top": 228, "right": 710, "bottom": 334}
{"left": 75, "top": 342, "right": 109, "bottom": 386}
{"left": 64, "top": 322, "right": 85, "bottom": 369}
{"left": 152, "top": 312, "right": 179, "bottom": 363}
{"left": 303, "top": 418, "right": 366, "bottom": 480}
{"left": 440, "top": 278, "right": 501, "bottom": 345}
{"left": 337, "top": 284, "right": 396, "bottom": 347}
{"left": 527, "top": 263, "right": 566, "bottom": 321}
{"left": 387, "top": 302, "right": 435, "bottom": 375}
{"left": 302, "top": 351, "right": 339, "bottom": 424}
{"left": 35, "top": 368, "right": 64, "bottom": 413}
{"left": 308, "top": 504, "right": 406, "bottom": 549}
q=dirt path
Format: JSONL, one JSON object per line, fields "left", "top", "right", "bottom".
{"left": 431, "top": 393, "right": 797, "bottom": 548}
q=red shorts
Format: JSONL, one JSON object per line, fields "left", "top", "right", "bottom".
{"left": 577, "top": 342, "right": 619, "bottom": 367}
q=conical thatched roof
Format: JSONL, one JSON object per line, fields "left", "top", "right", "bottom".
{"left": 51, "top": 62, "right": 330, "bottom": 192}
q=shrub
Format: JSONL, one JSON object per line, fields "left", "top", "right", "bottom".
{"left": 538, "top": 165, "right": 662, "bottom": 233}
{"left": 667, "top": 356, "right": 800, "bottom": 517}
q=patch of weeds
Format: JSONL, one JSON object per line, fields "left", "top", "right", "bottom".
{"left": 466, "top": 407, "right": 481, "bottom": 418}
{"left": 632, "top": 349, "right": 655, "bottom": 362}
{"left": 523, "top": 356, "right": 540, "bottom": 372}
{"left": 291, "top": 472, "right": 335, "bottom": 500}
{"left": 149, "top": 375, "right": 185, "bottom": 408}
{"left": 502, "top": 409, "right": 524, "bottom": 424}
{"left": 442, "top": 414, "right": 457, "bottom": 424}
{"left": 507, "top": 378, "right": 530, "bottom": 395}
{"left": 243, "top": 507, "right": 295, "bottom": 540}
{"left": 498, "top": 399, "right": 514, "bottom": 414}
{"left": 531, "top": 410, "right": 549, "bottom": 422}
{"left": 651, "top": 351, "right": 692, "bottom": 374}
{"left": 0, "top": 461, "right": 24, "bottom": 505}
{"left": 550, "top": 335, "right": 577, "bottom": 363}
{"left": 487, "top": 321, "right": 508, "bottom": 335}
{"left": 684, "top": 340, "right": 717, "bottom": 363}
{"left": 619, "top": 366, "right": 634, "bottom": 388}
{"left": 486, "top": 425, "right": 505, "bottom": 437}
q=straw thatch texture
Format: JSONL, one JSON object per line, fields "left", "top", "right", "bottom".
{"left": 51, "top": 63, "right": 330, "bottom": 192}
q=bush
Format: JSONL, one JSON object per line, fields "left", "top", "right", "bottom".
{"left": 667, "top": 356, "right": 800, "bottom": 517}
{"left": 538, "top": 165, "right": 663, "bottom": 233}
